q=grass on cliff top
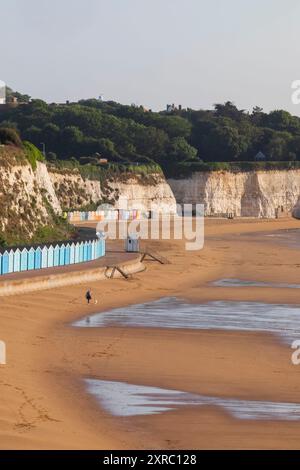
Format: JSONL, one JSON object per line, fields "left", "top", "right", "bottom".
{"left": 166, "top": 160, "right": 300, "bottom": 178}
{"left": 48, "top": 159, "right": 163, "bottom": 182}
{"left": 0, "top": 142, "right": 45, "bottom": 170}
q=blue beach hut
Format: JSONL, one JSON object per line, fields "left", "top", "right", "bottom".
{"left": 8, "top": 250, "right": 14, "bottom": 273}
{"left": 59, "top": 244, "right": 65, "bottom": 266}
{"left": 70, "top": 243, "right": 75, "bottom": 264}
{"left": 83, "top": 242, "right": 89, "bottom": 262}
{"left": 41, "top": 246, "right": 48, "bottom": 269}
{"left": 47, "top": 245, "right": 54, "bottom": 268}
{"left": 96, "top": 240, "right": 101, "bottom": 258}
{"left": 2, "top": 251, "right": 9, "bottom": 275}
{"left": 20, "top": 248, "right": 28, "bottom": 272}
{"left": 28, "top": 248, "right": 35, "bottom": 271}
{"left": 53, "top": 245, "right": 60, "bottom": 267}
{"left": 87, "top": 242, "right": 92, "bottom": 261}
{"left": 75, "top": 242, "right": 80, "bottom": 263}
{"left": 13, "top": 249, "right": 21, "bottom": 273}
{"left": 34, "top": 247, "right": 42, "bottom": 269}
{"left": 79, "top": 242, "right": 84, "bottom": 263}
{"left": 65, "top": 244, "right": 71, "bottom": 265}
{"left": 91, "top": 240, "right": 96, "bottom": 260}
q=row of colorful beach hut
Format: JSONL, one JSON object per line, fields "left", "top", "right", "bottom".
{"left": 68, "top": 209, "right": 147, "bottom": 223}
{"left": 0, "top": 238, "right": 105, "bottom": 276}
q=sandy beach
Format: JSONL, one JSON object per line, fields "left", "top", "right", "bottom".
{"left": 1, "top": 217, "right": 300, "bottom": 449}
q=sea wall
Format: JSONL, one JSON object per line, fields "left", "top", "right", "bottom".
{"left": 0, "top": 254, "right": 144, "bottom": 297}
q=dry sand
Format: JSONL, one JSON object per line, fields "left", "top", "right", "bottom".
{"left": 1, "top": 217, "right": 300, "bottom": 449}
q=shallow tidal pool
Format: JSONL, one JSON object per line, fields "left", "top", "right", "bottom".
{"left": 74, "top": 297, "right": 300, "bottom": 344}
{"left": 85, "top": 379, "right": 300, "bottom": 421}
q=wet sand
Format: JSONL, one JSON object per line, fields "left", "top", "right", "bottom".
{"left": 73, "top": 297, "right": 300, "bottom": 344}
{"left": 1, "top": 217, "right": 300, "bottom": 449}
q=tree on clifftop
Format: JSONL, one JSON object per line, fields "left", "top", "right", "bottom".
{"left": 0, "top": 127, "right": 22, "bottom": 147}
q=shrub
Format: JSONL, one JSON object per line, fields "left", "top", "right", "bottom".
{"left": 23, "top": 141, "right": 45, "bottom": 170}
{"left": 0, "top": 128, "right": 22, "bottom": 147}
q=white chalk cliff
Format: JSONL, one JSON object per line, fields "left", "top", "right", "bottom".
{"left": 3, "top": 147, "right": 300, "bottom": 244}
{"left": 168, "top": 170, "right": 300, "bottom": 218}
{"left": 0, "top": 153, "right": 177, "bottom": 238}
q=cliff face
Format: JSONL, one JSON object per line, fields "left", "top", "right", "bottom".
{"left": 0, "top": 151, "right": 53, "bottom": 240}
{"left": 35, "top": 162, "right": 61, "bottom": 214}
{"left": 0, "top": 147, "right": 177, "bottom": 242}
{"left": 46, "top": 169, "right": 177, "bottom": 213}
{"left": 168, "top": 170, "right": 300, "bottom": 218}
{"left": 5, "top": 146, "right": 300, "bottom": 245}
{"left": 47, "top": 169, "right": 102, "bottom": 210}
{"left": 107, "top": 174, "right": 177, "bottom": 213}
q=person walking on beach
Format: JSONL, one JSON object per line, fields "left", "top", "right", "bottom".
{"left": 85, "top": 289, "right": 92, "bottom": 304}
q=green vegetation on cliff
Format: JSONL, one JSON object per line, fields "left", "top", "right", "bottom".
{"left": 167, "top": 160, "right": 300, "bottom": 178}
{"left": 0, "top": 210, "right": 75, "bottom": 249}
{"left": 23, "top": 140, "right": 45, "bottom": 170}
{"left": 0, "top": 128, "right": 45, "bottom": 169}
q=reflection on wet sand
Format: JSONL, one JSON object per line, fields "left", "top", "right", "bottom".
{"left": 86, "top": 379, "right": 300, "bottom": 421}
{"left": 74, "top": 298, "right": 300, "bottom": 344}
{"left": 212, "top": 278, "right": 300, "bottom": 289}
{"left": 242, "top": 228, "right": 300, "bottom": 249}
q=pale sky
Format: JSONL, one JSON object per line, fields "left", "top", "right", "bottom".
{"left": 1, "top": 0, "right": 300, "bottom": 114}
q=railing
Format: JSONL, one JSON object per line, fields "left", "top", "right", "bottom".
{"left": 0, "top": 238, "right": 105, "bottom": 276}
